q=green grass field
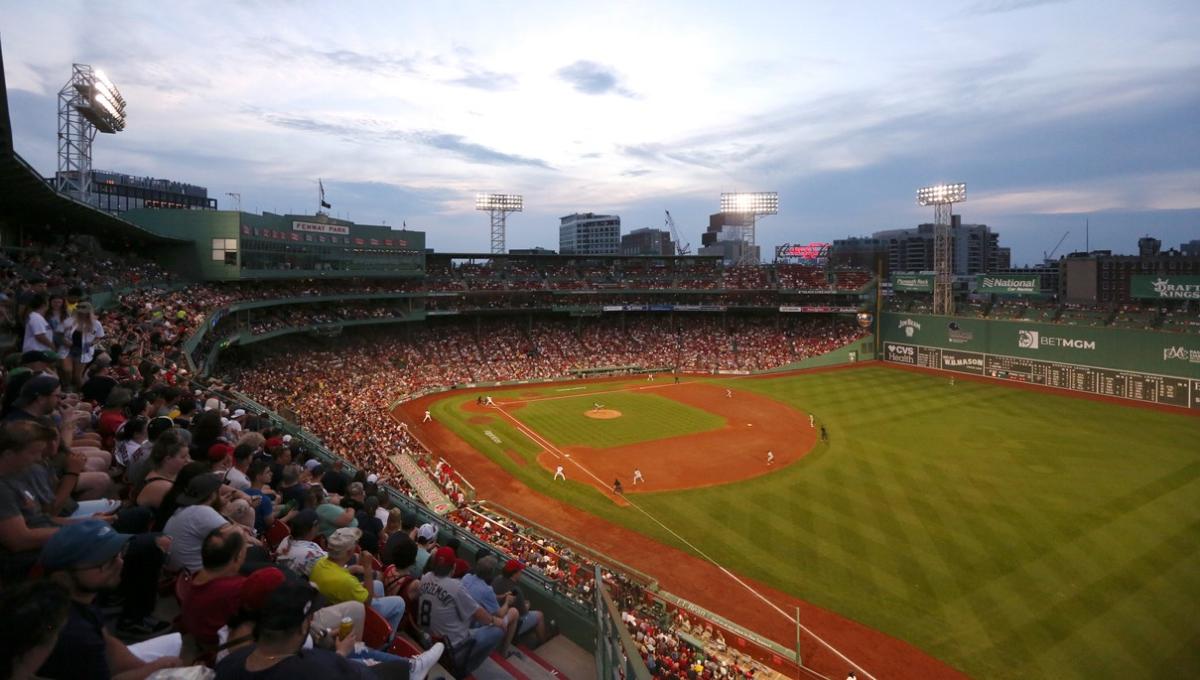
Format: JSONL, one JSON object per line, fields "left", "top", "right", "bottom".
{"left": 431, "top": 366, "right": 1200, "bottom": 679}
{"left": 509, "top": 392, "right": 724, "bottom": 448}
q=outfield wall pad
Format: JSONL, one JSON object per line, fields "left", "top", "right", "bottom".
{"left": 880, "top": 312, "right": 1200, "bottom": 409}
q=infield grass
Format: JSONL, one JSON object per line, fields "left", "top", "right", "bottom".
{"left": 431, "top": 367, "right": 1200, "bottom": 680}
{"left": 508, "top": 392, "right": 724, "bottom": 448}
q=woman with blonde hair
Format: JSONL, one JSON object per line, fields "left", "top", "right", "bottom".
{"left": 62, "top": 301, "right": 105, "bottom": 389}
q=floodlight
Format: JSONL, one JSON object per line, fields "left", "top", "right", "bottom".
{"left": 475, "top": 193, "right": 523, "bottom": 212}
{"left": 720, "top": 191, "right": 779, "bottom": 215}
{"left": 57, "top": 63, "right": 129, "bottom": 206}
{"left": 475, "top": 192, "right": 524, "bottom": 254}
{"left": 916, "top": 183, "right": 965, "bottom": 206}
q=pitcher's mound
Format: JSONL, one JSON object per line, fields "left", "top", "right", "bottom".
{"left": 586, "top": 409, "right": 622, "bottom": 420}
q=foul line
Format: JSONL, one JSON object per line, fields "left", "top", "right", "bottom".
{"left": 485, "top": 402, "right": 875, "bottom": 680}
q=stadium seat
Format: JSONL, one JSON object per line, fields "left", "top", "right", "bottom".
{"left": 362, "top": 606, "right": 393, "bottom": 649}
{"left": 265, "top": 520, "right": 291, "bottom": 552}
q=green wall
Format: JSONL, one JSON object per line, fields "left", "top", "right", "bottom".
{"left": 881, "top": 312, "right": 1200, "bottom": 379}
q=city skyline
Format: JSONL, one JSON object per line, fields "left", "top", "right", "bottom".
{"left": 1, "top": 0, "right": 1197, "bottom": 265}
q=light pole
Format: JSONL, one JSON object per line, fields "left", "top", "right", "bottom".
{"left": 475, "top": 193, "right": 523, "bottom": 254}
{"left": 719, "top": 191, "right": 779, "bottom": 264}
{"left": 917, "top": 183, "right": 966, "bottom": 315}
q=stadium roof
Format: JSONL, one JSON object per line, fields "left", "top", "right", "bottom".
{"left": 0, "top": 37, "right": 187, "bottom": 245}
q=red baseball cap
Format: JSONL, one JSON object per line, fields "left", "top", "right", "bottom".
{"left": 240, "top": 567, "right": 286, "bottom": 611}
{"left": 503, "top": 559, "right": 526, "bottom": 576}
{"left": 207, "top": 442, "right": 235, "bottom": 462}
{"left": 431, "top": 546, "right": 457, "bottom": 569}
{"left": 265, "top": 437, "right": 286, "bottom": 451}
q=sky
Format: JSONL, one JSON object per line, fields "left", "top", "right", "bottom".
{"left": 2, "top": 0, "right": 1198, "bottom": 265}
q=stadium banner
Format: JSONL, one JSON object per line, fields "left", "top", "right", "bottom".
{"left": 292, "top": 220, "right": 351, "bottom": 235}
{"left": 883, "top": 312, "right": 1200, "bottom": 379}
{"left": 1129, "top": 275, "right": 1200, "bottom": 300}
{"left": 891, "top": 273, "right": 934, "bottom": 292}
{"left": 976, "top": 274, "right": 1042, "bottom": 296}
{"left": 779, "top": 305, "right": 858, "bottom": 313}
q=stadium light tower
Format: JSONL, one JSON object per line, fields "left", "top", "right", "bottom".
{"left": 916, "top": 183, "right": 966, "bottom": 316}
{"left": 475, "top": 193, "right": 523, "bottom": 254}
{"left": 720, "top": 191, "right": 778, "bottom": 264}
{"left": 56, "top": 64, "right": 127, "bottom": 206}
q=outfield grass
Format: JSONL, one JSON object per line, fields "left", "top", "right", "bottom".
{"left": 431, "top": 367, "right": 1200, "bottom": 679}
{"left": 510, "top": 392, "right": 724, "bottom": 448}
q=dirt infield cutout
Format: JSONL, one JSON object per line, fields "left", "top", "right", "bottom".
{"left": 584, "top": 409, "right": 623, "bottom": 420}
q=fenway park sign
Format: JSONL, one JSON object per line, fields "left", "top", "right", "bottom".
{"left": 292, "top": 220, "right": 350, "bottom": 235}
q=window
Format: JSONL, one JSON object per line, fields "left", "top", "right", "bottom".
{"left": 212, "top": 238, "right": 238, "bottom": 263}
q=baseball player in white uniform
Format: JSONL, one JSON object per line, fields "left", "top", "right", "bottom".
{"left": 423, "top": 410, "right": 432, "bottom": 422}
{"left": 767, "top": 451, "right": 775, "bottom": 465}
{"left": 633, "top": 468, "right": 644, "bottom": 485}
{"left": 485, "top": 396, "right": 495, "bottom": 406}
{"left": 553, "top": 465, "right": 566, "bottom": 481}
{"left": 809, "top": 413, "right": 814, "bottom": 428}
{"left": 726, "top": 389, "right": 732, "bottom": 398}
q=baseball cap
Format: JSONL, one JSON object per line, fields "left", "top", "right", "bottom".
{"left": 265, "top": 437, "right": 285, "bottom": 451}
{"left": 431, "top": 546, "right": 457, "bottom": 569}
{"left": 203, "top": 397, "right": 222, "bottom": 412}
{"left": 257, "top": 582, "right": 322, "bottom": 633}
{"left": 207, "top": 442, "right": 235, "bottom": 463}
{"left": 327, "top": 527, "right": 362, "bottom": 553}
{"left": 282, "top": 434, "right": 293, "bottom": 443}
{"left": 177, "top": 473, "right": 223, "bottom": 506}
{"left": 240, "top": 566, "right": 286, "bottom": 612}
{"left": 453, "top": 558, "right": 470, "bottom": 579}
{"left": 40, "top": 519, "right": 131, "bottom": 571}
{"left": 14, "top": 375, "right": 60, "bottom": 407}
{"left": 303, "top": 459, "right": 322, "bottom": 472}
{"left": 366, "top": 473, "right": 379, "bottom": 484}
{"left": 502, "top": 559, "right": 526, "bottom": 576}
{"left": 232, "top": 409, "right": 247, "bottom": 418}
{"left": 147, "top": 416, "right": 175, "bottom": 440}
{"left": 416, "top": 523, "right": 438, "bottom": 543}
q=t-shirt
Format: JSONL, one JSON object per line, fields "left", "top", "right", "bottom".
{"left": 181, "top": 574, "right": 246, "bottom": 646}
{"left": 215, "top": 645, "right": 372, "bottom": 680}
{"left": 224, "top": 467, "right": 251, "bottom": 492}
{"left": 276, "top": 537, "right": 327, "bottom": 577}
{"left": 244, "top": 487, "right": 274, "bottom": 534}
{"left": 309, "top": 556, "right": 369, "bottom": 605}
{"left": 0, "top": 470, "right": 57, "bottom": 528}
{"left": 163, "top": 504, "right": 229, "bottom": 573}
{"left": 23, "top": 310, "right": 53, "bottom": 352}
{"left": 411, "top": 546, "right": 430, "bottom": 576}
{"left": 38, "top": 600, "right": 110, "bottom": 680}
{"left": 418, "top": 572, "right": 481, "bottom": 647}
{"left": 315, "top": 503, "right": 356, "bottom": 538}
{"left": 115, "top": 439, "right": 149, "bottom": 470}
{"left": 0, "top": 472, "right": 51, "bottom": 579}
{"left": 491, "top": 574, "right": 528, "bottom": 615}
{"left": 462, "top": 573, "right": 501, "bottom": 615}
{"left": 62, "top": 317, "right": 105, "bottom": 363}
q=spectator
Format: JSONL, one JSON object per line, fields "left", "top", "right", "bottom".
{"left": 461, "top": 555, "right": 527, "bottom": 657}
{"left": 179, "top": 524, "right": 249, "bottom": 651}
{"left": 0, "top": 580, "right": 71, "bottom": 680}
{"left": 275, "top": 508, "right": 327, "bottom": 577}
{"left": 310, "top": 527, "right": 407, "bottom": 643}
{"left": 161, "top": 473, "right": 250, "bottom": 574}
{"left": 36, "top": 520, "right": 183, "bottom": 679}
{"left": 418, "top": 546, "right": 512, "bottom": 676}
{"left": 491, "top": 559, "right": 549, "bottom": 648}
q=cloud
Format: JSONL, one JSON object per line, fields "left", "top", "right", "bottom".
{"left": 410, "top": 131, "right": 552, "bottom": 169}
{"left": 556, "top": 60, "right": 635, "bottom": 97}
{"left": 449, "top": 69, "right": 518, "bottom": 91}
{"left": 967, "top": 0, "right": 1070, "bottom": 16}
{"left": 251, "top": 109, "right": 552, "bottom": 168}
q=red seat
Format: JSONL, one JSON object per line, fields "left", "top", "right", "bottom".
{"left": 265, "top": 520, "right": 291, "bottom": 552}
{"left": 362, "top": 606, "right": 392, "bottom": 649}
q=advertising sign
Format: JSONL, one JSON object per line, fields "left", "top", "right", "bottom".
{"left": 1130, "top": 275, "right": 1200, "bottom": 301}
{"left": 976, "top": 274, "right": 1042, "bottom": 295}
{"left": 892, "top": 273, "right": 934, "bottom": 292}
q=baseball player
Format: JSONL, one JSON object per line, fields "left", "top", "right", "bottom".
{"left": 485, "top": 396, "right": 495, "bottom": 406}
{"left": 423, "top": 410, "right": 432, "bottom": 422}
{"left": 809, "top": 413, "right": 814, "bottom": 428}
{"left": 593, "top": 402, "right": 603, "bottom": 411}
{"left": 726, "top": 389, "right": 732, "bottom": 399}
{"left": 553, "top": 465, "right": 566, "bottom": 481}
{"left": 950, "top": 376, "right": 956, "bottom": 386}
{"left": 613, "top": 479, "right": 623, "bottom": 494}
{"left": 821, "top": 425, "right": 828, "bottom": 442}
{"left": 633, "top": 468, "right": 644, "bottom": 484}
{"left": 766, "top": 451, "right": 775, "bottom": 465}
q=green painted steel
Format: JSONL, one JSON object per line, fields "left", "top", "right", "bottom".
{"left": 1130, "top": 274, "right": 1200, "bottom": 300}
{"left": 882, "top": 312, "right": 1200, "bottom": 380}
{"left": 891, "top": 273, "right": 934, "bottom": 292}
{"left": 976, "top": 274, "right": 1042, "bottom": 296}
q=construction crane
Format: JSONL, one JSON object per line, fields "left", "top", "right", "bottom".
{"left": 1044, "top": 230, "right": 1070, "bottom": 263}
{"left": 664, "top": 210, "right": 691, "bottom": 255}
